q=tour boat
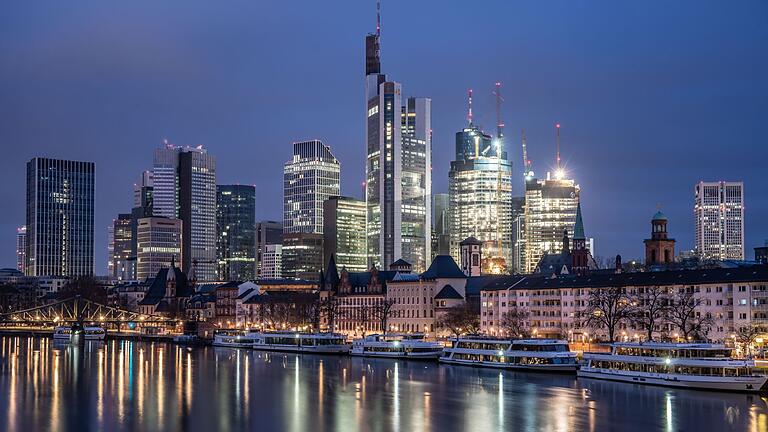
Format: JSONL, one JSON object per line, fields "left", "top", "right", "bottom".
{"left": 53, "top": 325, "right": 106, "bottom": 341}
{"left": 578, "top": 342, "right": 768, "bottom": 393}
{"left": 350, "top": 333, "right": 444, "bottom": 359}
{"left": 439, "top": 336, "right": 578, "bottom": 372}
{"left": 252, "top": 331, "right": 351, "bottom": 354}
{"left": 212, "top": 329, "right": 259, "bottom": 348}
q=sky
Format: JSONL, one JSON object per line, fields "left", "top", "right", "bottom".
{"left": 1, "top": 1, "right": 767, "bottom": 273}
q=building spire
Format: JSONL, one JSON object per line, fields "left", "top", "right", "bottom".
{"left": 376, "top": 0, "right": 381, "bottom": 37}
{"left": 555, "top": 123, "right": 561, "bottom": 170}
{"left": 573, "top": 202, "right": 585, "bottom": 240}
{"left": 494, "top": 82, "right": 504, "bottom": 140}
{"left": 521, "top": 129, "right": 530, "bottom": 179}
{"left": 467, "top": 89, "right": 473, "bottom": 126}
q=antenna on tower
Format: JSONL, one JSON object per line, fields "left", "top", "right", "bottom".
{"left": 521, "top": 129, "right": 530, "bottom": 179}
{"left": 493, "top": 82, "right": 504, "bottom": 140}
{"left": 376, "top": 0, "right": 381, "bottom": 37}
{"left": 467, "top": 89, "right": 473, "bottom": 125}
{"left": 555, "top": 123, "right": 561, "bottom": 170}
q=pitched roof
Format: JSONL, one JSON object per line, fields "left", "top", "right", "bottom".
{"left": 434, "top": 284, "right": 463, "bottom": 300}
{"left": 138, "top": 266, "right": 193, "bottom": 305}
{"left": 422, "top": 255, "right": 466, "bottom": 279}
{"left": 459, "top": 236, "right": 482, "bottom": 246}
{"left": 391, "top": 259, "right": 411, "bottom": 267}
{"left": 573, "top": 203, "right": 585, "bottom": 240}
{"left": 535, "top": 252, "right": 572, "bottom": 276}
{"left": 652, "top": 210, "right": 668, "bottom": 221}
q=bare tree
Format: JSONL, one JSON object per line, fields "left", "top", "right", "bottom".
{"left": 500, "top": 306, "right": 530, "bottom": 338}
{"left": 735, "top": 325, "right": 764, "bottom": 357}
{"left": 580, "top": 287, "right": 635, "bottom": 342}
{"left": 59, "top": 276, "right": 107, "bottom": 303}
{"left": 668, "top": 290, "right": 714, "bottom": 341}
{"left": 631, "top": 286, "right": 670, "bottom": 342}
{"left": 319, "top": 297, "right": 344, "bottom": 332}
{"left": 369, "top": 298, "right": 396, "bottom": 334}
{"left": 437, "top": 303, "right": 480, "bottom": 338}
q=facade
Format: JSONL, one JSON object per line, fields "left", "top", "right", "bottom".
{"left": 16, "top": 226, "right": 26, "bottom": 273}
{"left": 323, "top": 196, "right": 367, "bottom": 273}
{"left": 695, "top": 181, "right": 745, "bottom": 260}
{"left": 283, "top": 140, "right": 340, "bottom": 235}
{"left": 26, "top": 157, "right": 95, "bottom": 277}
{"left": 255, "top": 221, "right": 282, "bottom": 277}
{"left": 523, "top": 175, "right": 580, "bottom": 273}
{"left": 510, "top": 197, "right": 525, "bottom": 274}
{"left": 136, "top": 217, "right": 182, "bottom": 281}
{"left": 644, "top": 211, "right": 676, "bottom": 266}
{"left": 281, "top": 233, "right": 324, "bottom": 281}
{"left": 216, "top": 185, "right": 256, "bottom": 281}
{"left": 138, "top": 259, "right": 193, "bottom": 316}
{"left": 432, "top": 193, "right": 451, "bottom": 259}
{"left": 365, "top": 22, "right": 431, "bottom": 272}
{"left": 756, "top": 244, "right": 768, "bottom": 264}
{"left": 261, "top": 244, "right": 282, "bottom": 279}
{"left": 449, "top": 124, "right": 513, "bottom": 272}
{"left": 111, "top": 214, "right": 134, "bottom": 280}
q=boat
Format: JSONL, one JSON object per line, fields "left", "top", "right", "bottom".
{"left": 439, "top": 336, "right": 578, "bottom": 372}
{"left": 350, "top": 333, "right": 444, "bottom": 359}
{"left": 212, "top": 329, "right": 259, "bottom": 348}
{"left": 173, "top": 334, "right": 207, "bottom": 346}
{"left": 252, "top": 331, "right": 351, "bottom": 354}
{"left": 53, "top": 325, "right": 106, "bottom": 341}
{"left": 578, "top": 342, "right": 768, "bottom": 392}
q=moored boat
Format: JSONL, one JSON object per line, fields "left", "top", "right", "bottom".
{"left": 252, "top": 331, "right": 350, "bottom": 354}
{"left": 54, "top": 325, "right": 106, "bottom": 341}
{"left": 578, "top": 342, "right": 768, "bottom": 392}
{"left": 439, "top": 336, "right": 578, "bottom": 372}
{"left": 351, "top": 333, "right": 444, "bottom": 359}
{"left": 212, "top": 329, "right": 258, "bottom": 348}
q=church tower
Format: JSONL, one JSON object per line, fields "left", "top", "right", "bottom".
{"left": 571, "top": 203, "right": 589, "bottom": 275}
{"left": 644, "top": 211, "right": 676, "bottom": 266}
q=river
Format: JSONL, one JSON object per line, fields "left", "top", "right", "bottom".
{"left": 0, "top": 336, "right": 764, "bottom": 431}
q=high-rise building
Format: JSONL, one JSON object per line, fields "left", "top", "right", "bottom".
{"left": 136, "top": 217, "right": 182, "bottom": 280}
{"left": 111, "top": 214, "right": 134, "bottom": 280}
{"left": 283, "top": 140, "right": 340, "bottom": 235}
{"left": 364, "top": 12, "right": 431, "bottom": 271}
{"left": 255, "top": 221, "right": 282, "bottom": 277}
{"left": 133, "top": 170, "right": 154, "bottom": 212}
{"left": 16, "top": 226, "right": 26, "bottom": 273}
{"left": 510, "top": 197, "right": 526, "bottom": 274}
{"left": 523, "top": 175, "right": 580, "bottom": 274}
{"left": 281, "top": 233, "right": 323, "bottom": 280}
{"left": 216, "top": 185, "right": 256, "bottom": 281}
{"left": 323, "top": 196, "right": 367, "bottom": 273}
{"left": 695, "top": 181, "right": 745, "bottom": 260}
{"left": 449, "top": 121, "right": 513, "bottom": 273}
{"left": 26, "top": 157, "right": 95, "bottom": 277}
{"left": 152, "top": 143, "right": 217, "bottom": 280}
{"left": 261, "top": 244, "right": 282, "bottom": 279}
{"left": 432, "top": 193, "right": 450, "bottom": 259}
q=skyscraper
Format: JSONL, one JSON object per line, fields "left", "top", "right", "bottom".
{"left": 129, "top": 171, "right": 154, "bottom": 280}
{"left": 261, "top": 244, "right": 282, "bottom": 279}
{"left": 16, "top": 226, "right": 26, "bottom": 273}
{"left": 695, "top": 181, "right": 745, "bottom": 260}
{"left": 281, "top": 233, "right": 324, "bottom": 280}
{"left": 111, "top": 214, "right": 134, "bottom": 280}
{"left": 216, "top": 185, "right": 256, "bottom": 281}
{"left": 449, "top": 115, "right": 513, "bottom": 273}
{"left": 364, "top": 7, "right": 431, "bottom": 271}
{"left": 510, "top": 196, "right": 526, "bottom": 274}
{"left": 26, "top": 157, "right": 95, "bottom": 277}
{"left": 152, "top": 143, "right": 217, "bottom": 280}
{"left": 136, "top": 217, "right": 182, "bottom": 280}
{"left": 255, "top": 220, "right": 282, "bottom": 277}
{"left": 432, "top": 193, "right": 450, "bottom": 259}
{"left": 283, "top": 140, "right": 340, "bottom": 235}
{"left": 323, "top": 196, "right": 367, "bottom": 273}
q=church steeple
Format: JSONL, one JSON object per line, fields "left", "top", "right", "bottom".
{"left": 571, "top": 203, "right": 590, "bottom": 275}
{"left": 573, "top": 203, "right": 585, "bottom": 240}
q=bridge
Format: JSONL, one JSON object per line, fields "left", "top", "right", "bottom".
{"left": 0, "top": 296, "right": 171, "bottom": 325}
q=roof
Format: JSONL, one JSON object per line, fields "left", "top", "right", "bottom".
{"left": 459, "top": 236, "right": 483, "bottom": 246}
{"left": 236, "top": 288, "right": 256, "bottom": 299}
{"left": 652, "top": 210, "right": 667, "bottom": 221}
{"left": 391, "top": 259, "right": 411, "bottom": 267}
{"left": 434, "top": 284, "right": 463, "bottom": 300}
{"left": 573, "top": 203, "right": 585, "bottom": 240}
{"left": 138, "top": 265, "right": 193, "bottom": 305}
{"left": 392, "top": 272, "right": 420, "bottom": 282}
{"left": 535, "top": 252, "right": 572, "bottom": 276}
{"left": 422, "top": 255, "right": 466, "bottom": 279}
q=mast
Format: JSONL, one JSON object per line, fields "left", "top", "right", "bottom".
{"left": 521, "top": 129, "right": 529, "bottom": 178}
{"left": 467, "top": 89, "right": 473, "bottom": 126}
{"left": 494, "top": 82, "right": 504, "bottom": 140}
{"left": 555, "top": 123, "right": 561, "bottom": 171}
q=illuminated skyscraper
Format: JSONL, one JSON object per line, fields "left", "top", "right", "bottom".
{"left": 110, "top": 214, "right": 134, "bottom": 280}
{"left": 16, "top": 226, "right": 26, "bottom": 273}
{"left": 26, "top": 157, "right": 95, "bottom": 277}
{"left": 695, "top": 181, "right": 744, "bottom": 260}
{"left": 136, "top": 217, "right": 182, "bottom": 280}
{"left": 365, "top": 6, "right": 431, "bottom": 271}
{"left": 432, "top": 193, "right": 450, "bottom": 259}
{"left": 449, "top": 121, "right": 513, "bottom": 273}
{"left": 323, "top": 196, "right": 367, "bottom": 272}
{"left": 255, "top": 221, "right": 282, "bottom": 277}
{"left": 283, "top": 140, "right": 340, "bottom": 235}
{"left": 216, "top": 185, "right": 256, "bottom": 281}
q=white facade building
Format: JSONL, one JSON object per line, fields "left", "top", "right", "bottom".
{"left": 695, "top": 181, "right": 745, "bottom": 260}
{"left": 283, "top": 140, "right": 340, "bottom": 235}
{"left": 261, "top": 244, "right": 282, "bottom": 279}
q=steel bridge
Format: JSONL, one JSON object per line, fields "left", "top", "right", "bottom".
{"left": 0, "top": 296, "right": 170, "bottom": 325}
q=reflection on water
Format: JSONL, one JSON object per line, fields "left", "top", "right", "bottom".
{"left": 0, "top": 336, "right": 766, "bottom": 431}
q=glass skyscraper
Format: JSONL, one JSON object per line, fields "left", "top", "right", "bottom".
{"left": 26, "top": 157, "right": 95, "bottom": 277}
{"left": 283, "top": 140, "right": 340, "bottom": 235}
{"left": 694, "top": 181, "right": 744, "bottom": 260}
{"left": 323, "top": 196, "right": 368, "bottom": 273}
{"left": 216, "top": 184, "right": 256, "bottom": 281}
{"left": 111, "top": 213, "right": 134, "bottom": 280}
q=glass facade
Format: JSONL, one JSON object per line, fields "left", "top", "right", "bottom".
{"left": 281, "top": 233, "right": 323, "bottom": 281}
{"left": 26, "top": 157, "right": 95, "bottom": 277}
{"left": 136, "top": 217, "right": 182, "bottom": 280}
{"left": 695, "top": 181, "right": 744, "bottom": 260}
{"left": 324, "top": 196, "right": 368, "bottom": 272}
{"left": 283, "top": 140, "right": 340, "bottom": 235}
{"left": 255, "top": 221, "right": 282, "bottom": 277}
{"left": 111, "top": 214, "right": 134, "bottom": 280}
{"left": 216, "top": 185, "right": 256, "bottom": 281}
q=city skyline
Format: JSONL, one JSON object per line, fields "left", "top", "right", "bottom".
{"left": 1, "top": 1, "right": 767, "bottom": 273}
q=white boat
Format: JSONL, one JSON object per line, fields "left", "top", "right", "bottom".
{"left": 53, "top": 325, "right": 106, "bottom": 341}
{"left": 439, "top": 337, "right": 578, "bottom": 372}
{"left": 578, "top": 342, "right": 768, "bottom": 393}
{"left": 351, "top": 333, "right": 444, "bottom": 359}
{"left": 212, "top": 329, "right": 259, "bottom": 348}
{"left": 252, "top": 332, "right": 350, "bottom": 354}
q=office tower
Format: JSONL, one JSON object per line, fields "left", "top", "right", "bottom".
{"left": 136, "top": 217, "right": 182, "bottom": 280}
{"left": 216, "top": 185, "right": 256, "bottom": 281}
{"left": 323, "top": 196, "right": 367, "bottom": 272}
{"left": 449, "top": 118, "right": 513, "bottom": 273}
{"left": 261, "top": 244, "right": 282, "bottom": 279}
{"left": 152, "top": 143, "right": 217, "bottom": 280}
{"left": 26, "top": 157, "right": 95, "bottom": 277}
{"left": 16, "top": 226, "right": 26, "bottom": 273}
{"left": 283, "top": 140, "right": 340, "bottom": 235}
{"left": 432, "top": 193, "right": 450, "bottom": 259}
{"left": 523, "top": 175, "right": 580, "bottom": 274}
{"left": 364, "top": 12, "right": 431, "bottom": 271}
{"left": 255, "top": 221, "right": 283, "bottom": 277}
{"left": 110, "top": 214, "right": 134, "bottom": 280}
{"left": 129, "top": 171, "right": 154, "bottom": 279}
{"left": 695, "top": 181, "right": 745, "bottom": 260}
{"left": 510, "top": 197, "right": 526, "bottom": 274}
{"left": 281, "top": 233, "right": 323, "bottom": 280}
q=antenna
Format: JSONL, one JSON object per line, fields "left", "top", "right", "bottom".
{"left": 493, "top": 82, "right": 504, "bottom": 140}
{"left": 467, "top": 89, "right": 473, "bottom": 125}
{"left": 376, "top": 0, "right": 381, "bottom": 37}
{"left": 555, "top": 123, "right": 561, "bottom": 170}
{"left": 521, "top": 129, "right": 529, "bottom": 178}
